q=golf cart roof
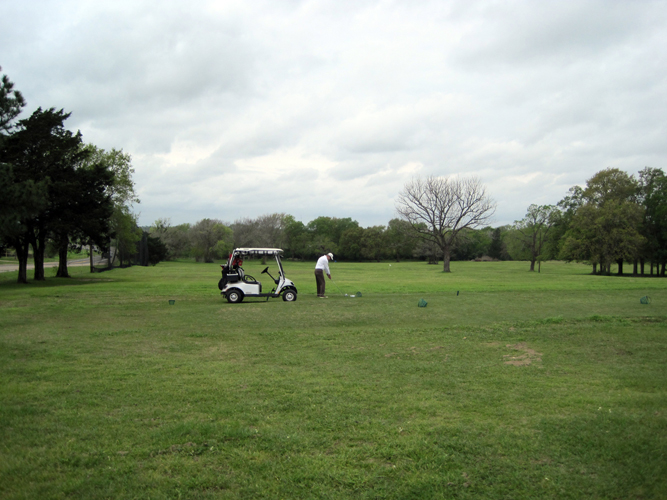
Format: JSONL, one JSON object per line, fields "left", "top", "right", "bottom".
{"left": 232, "top": 248, "right": 283, "bottom": 256}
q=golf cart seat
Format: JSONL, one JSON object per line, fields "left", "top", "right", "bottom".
{"left": 235, "top": 267, "right": 258, "bottom": 285}
{"left": 242, "top": 273, "right": 259, "bottom": 285}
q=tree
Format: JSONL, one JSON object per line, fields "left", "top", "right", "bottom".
{"left": 360, "top": 226, "right": 387, "bottom": 261}
{"left": 0, "top": 164, "right": 47, "bottom": 283}
{"left": 395, "top": 175, "right": 496, "bottom": 272}
{"left": 255, "top": 213, "right": 287, "bottom": 248}
{"left": 159, "top": 223, "right": 192, "bottom": 259}
{"left": 412, "top": 236, "right": 441, "bottom": 263}
{"left": 559, "top": 168, "right": 644, "bottom": 274}
{"left": 0, "top": 108, "right": 88, "bottom": 281}
{"left": 0, "top": 69, "right": 32, "bottom": 282}
{"left": 339, "top": 225, "right": 387, "bottom": 261}
{"left": 82, "top": 146, "right": 140, "bottom": 269}
{"left": 146, "top": 233, "right": 168, "bottom": 265}
{"left": 230, "top": 213, "right": 288, "bottom": 253}
{"left": 283, "top": 215, "right": 309, "bottom": 259}
{"left": 638, "top": 167, "right": 667, "bottom": 275}
{"left": 560, "top": 200, "right": 644, "bottom": 274}
{"left": 487, "top": 227, "right": 507, "bottom": 260}
{"left": 53, "top": 160, "right": 115, "bottom": 277}
{"left": 338, "top": 226, "right": 364, "bottom": 261}
{"left": 511, "top": 205, "right": 558, "bottom": 271}
{"left": 384, "top": 218, "right": 418, "bottom": 262}
{"left": 81, "top": 146, "right": 139, "bottom": 208}
{"left": 190, "top": 219, "right": 232, "bottom": 263}
{"left": 305, "top": 216, "right": 359, "bottom": 258}
{"left": 149, "top": 218, "right": 175, "bottom": 260}
{"left": 451, "top": 227, "right": 495, "bottom": 261}
{"left": 230, "top": 217, "right": 259, "bottom": 248}
{"left": 112, "top": 209, "right": 141, "bottom": 267}
{"left": 0, "top": 67, "right": 25, "bottom": 136}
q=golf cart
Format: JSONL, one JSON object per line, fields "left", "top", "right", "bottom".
{"left": 218, "top": 248, "right": 297, "bottom": 303}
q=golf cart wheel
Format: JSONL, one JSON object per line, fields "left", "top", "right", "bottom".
{"left": 282, "top": 290, "right": 297, "bottom": 302}
{"left": 226, "top": 289, "right": 244, "bottom": 303}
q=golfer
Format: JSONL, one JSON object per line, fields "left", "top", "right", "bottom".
{"left": 315, "top": 253, "right": 333, "bottom": 298}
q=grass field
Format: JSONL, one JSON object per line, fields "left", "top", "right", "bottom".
{"left": 1, "top": 259, "right": 666, "bottom": 499}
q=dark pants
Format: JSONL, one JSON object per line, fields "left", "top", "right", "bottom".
{"left": 315, "top": 269, "right": 326, "bottom": 297}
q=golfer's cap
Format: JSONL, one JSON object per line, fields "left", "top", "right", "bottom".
{"left": 327, "top": 252, "right": 334, "bottom": 259}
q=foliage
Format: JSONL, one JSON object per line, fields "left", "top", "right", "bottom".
{"left": 0, "top": 108, "right": 93, "bottom": 281}
{"left": 559, "top": 168, "right": 645, "bottom": 274}
{"left": 160, "top": 223, "right": 192, "bottom": 259}
{"left": 82, "top": 145, "right": 140, "bottom": 268}
{"left": 112, "top": 208, "right": 142, "bottom": 266}
{"left": 0, "top": 164, "right": 48, "bottom": 282}
{"left": 338, "top": 226, "right": 364, "bottom": 261}
{"left": 486, "top": 226, "right": 508, "bottom": 260}
{"left": 384, "top": 218, "right": 418, "bottom": 261}
{"left": 282, "top": 215, "right": 309, "bottom": 259}
{"left": 82, "top": 145, "right": 139, "bottom": 208}
{"left": 146, "top": 233, "right": 168, "bottom": 265}
{"left": 638, "top": 167, "right": 667, "bottom": 274}
{"left": 231, "top": 213, "right": 287, "bottom": 249}
{"left": 0, "top": 67, "right": 25, "bottom": 136}
{"left": 511, "top": 204, "right": 559, "bottom": 271}
{"left": 189, "top": 218, "right": 233, "bottom": 263}
{"left": 451, "top": 226, "right": 496, "bottom": 261}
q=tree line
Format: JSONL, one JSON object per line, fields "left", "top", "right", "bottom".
{"left": 3, "top": 66, "right": 664, "bottom": 280}
{"left": 150, "top": 166, "right": 667, "bottom": 278}
{"left": 512, "top": 167, "right": 667, "bottom": 276}
{"left": 0, "top": 68, "right": 149, "bottom": 283}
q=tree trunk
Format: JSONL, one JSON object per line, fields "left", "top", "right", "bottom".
{"left": 29, "top": 227, "right": 47, "bottom": 281}
{"left": 56, "top": 234, "right": 70, "bottom": 278}
{"left": 442, "top": 248, "right": 451, "bottom": 272}
{"left": 529, "top": 259, "right": 536, "bottom": 271}
{"left": 633, "top": 260, "right": 638, "bottom": 276}
{"left": 32, "top": 239, "right": 45, "bottom": 281}
{"left": 89, "top": 244, "right": 94, "bottom": 273}
{"left": 592, "top": 263, "right": 597, "bottom": 275}
{"left": 617, "top": 259, "right": 623, "bottom": 276}
{"left": 662, "top": 262, "right": 666, "bottom": 277}
{"left": 640, "top": 258, "right": 645, "bottom": 276}
{"left": 15, "top": 239, "right": 29, "bottom": 284}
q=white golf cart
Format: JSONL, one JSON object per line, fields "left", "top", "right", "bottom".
{"left": 218, "top": 248, "right": 297, "bottom": 303}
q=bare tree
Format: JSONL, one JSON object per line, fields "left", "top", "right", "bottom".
{"left": 396, "top": 175, "right": 496, "bottom": 272}
{"left": 231, "top": 213, "right": 287, "bottom": 248}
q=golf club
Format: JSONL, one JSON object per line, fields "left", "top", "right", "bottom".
{"left": 331, "top": 278, "right": 349, "bottom": 297}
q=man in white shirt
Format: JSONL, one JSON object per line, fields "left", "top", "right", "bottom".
{"left": 314, "top": 252, "right": 333, "bottom": 298}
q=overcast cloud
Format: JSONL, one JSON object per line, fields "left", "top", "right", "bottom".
{"left": 2, "top": 0, "right": 666, "bottom": 227}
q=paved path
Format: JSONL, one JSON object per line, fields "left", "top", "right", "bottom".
{"left": 0, "top": 257, "right": 107, "bottom": 274}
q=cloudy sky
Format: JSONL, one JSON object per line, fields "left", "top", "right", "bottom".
{"left": 2, "top": 0, "right": 666, "bottom": 228}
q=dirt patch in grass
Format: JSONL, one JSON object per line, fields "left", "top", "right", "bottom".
{"left": 504, "top": 343, "right": 542, "bottom": 366}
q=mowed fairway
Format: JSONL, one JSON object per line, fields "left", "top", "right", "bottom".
{"left": 1, "top": 260, "right": 666, "bottom": 499}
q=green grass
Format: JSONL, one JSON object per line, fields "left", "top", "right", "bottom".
{"left": 1, "top": 260, "right": 666, "bottom": 499}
